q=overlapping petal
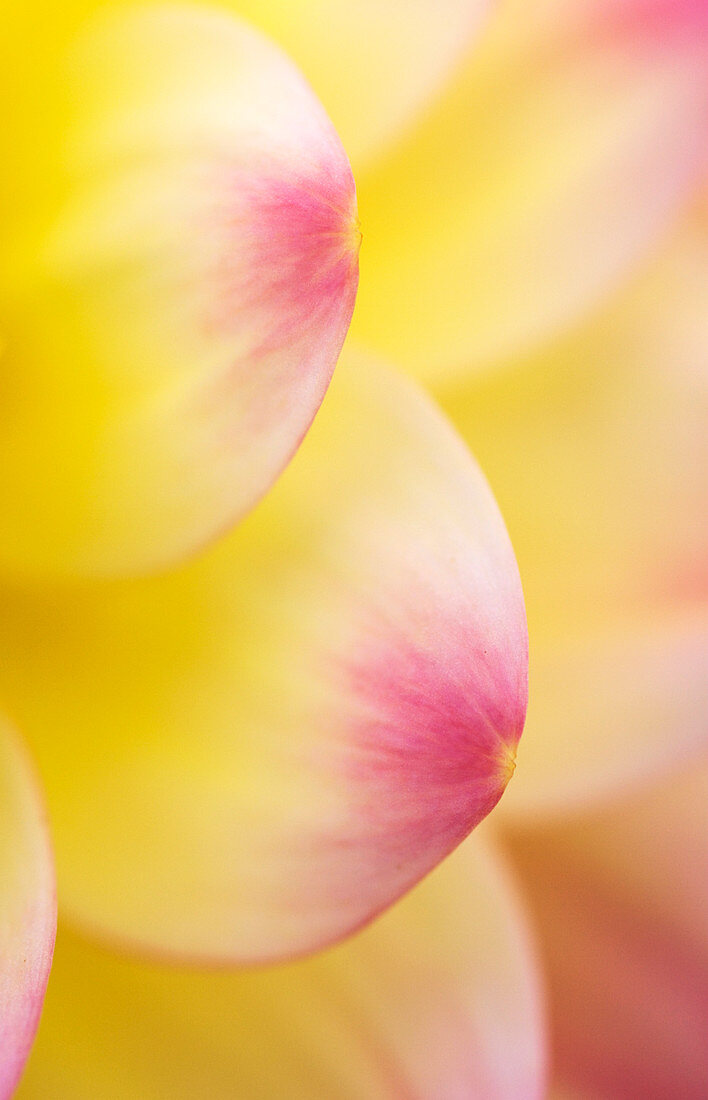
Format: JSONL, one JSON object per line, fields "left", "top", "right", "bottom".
{"left": 0, "top": 349, "right": 527, "bottom": 963}
{"left": 18, "top": 842, "right": 544, "bottom": 1100}
{"left": 353, "top": 0, "right": 708, "bottom": 382}
{"left": 0, "top": 722, "right": 56, "bottom": 1100}
{"left": 0, "top": 4, "right": 359, "bottom": 577}
{"left": 443, "top": 204, "right": 708, "bottom": 815}
{"left": 504, "top": 760, "right": 708, "bottom": 1098}
{"left": 230, "top": 0, "right": 491, "bottom": 168}
{"left": 504, "top": 613, "right": 707, "bottom": 817}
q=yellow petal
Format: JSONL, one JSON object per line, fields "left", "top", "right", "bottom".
{"left": 18, "top": 842, "right": 545, "bottom": 1099}
{"left": 230, "top": 0, "right": 491, "bottom": 168}
{"left": 0, "top": 348, "right": 527, "bottom": 963}
{"left": 505, "top": 759, "right": 708, "bottom": 1097}
{"left": 0, "top": 4, "right": 358, "bottom": 577}
{"left": 353, "top": 0, "right": 707, "bottom": 382}
{"left": 0, "top": 722, "right": 56, "bottom": 1099}
{"left": 443, "top": 203, "right": 708, "bottom": 815}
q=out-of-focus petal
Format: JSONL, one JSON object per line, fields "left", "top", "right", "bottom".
{"left": 444, "top": 205, "right": 708, "bottom": 815}
{"left": 18, "top": 842, "right": 545, "bottom": 1100}
{"left": 504, "top": 613, "right": 708, "bottom": 818}
{"left": 0, "top": 349, "right": 527, "bottom": 963}
{"left": 353, "top": 0, "right": 708, "bottom": 382}
{"left": 0, "top": 4, "right": 358, "bottom": 577}
{"left": 230, "top": 0, "right": 491, "bottom": 168}
{"left": 504, "top": 760, "right": 708, "bottom": 1099}
{"left": 0, "top": 722, "right": 56, "bottom": 1100}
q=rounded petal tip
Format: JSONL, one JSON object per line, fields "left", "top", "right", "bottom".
{"left": 0, "top": 4, "right": 360, "bottom": 578}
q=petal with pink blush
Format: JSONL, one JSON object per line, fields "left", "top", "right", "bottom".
{"left": 0, "top": 348, "right": 527, "bottom": 964}
{"left": 354, "top": 0, "right": 708, "bottom": 382}
{"left": 18, "top": 843, "right": 545, "bottom": 1100}
{"left": 0, "top": 4, "right": 359, "bottom": 577}
{"left": 504, "top": 760, "right": 708, "bottom": 1098}
{"left": 230, "top": 0, "right": 492, "bottom": 167}
{"left": 444, "top": 205, "right": 708, "bottom": 815}
{"left": 0, "top": 722, "right": 56, "bottom": 1100}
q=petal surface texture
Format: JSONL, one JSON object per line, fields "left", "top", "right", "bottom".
{"left": 505, "top": 760, "right": 708, "bottom": 1098}
{"left": 231, "top": 0, "right": 491, "bottom": 168}
{"left": 0, "top": 723, "right": 56, "bottom": 1100}
{"left": 0, "top": 4, "right": 359, "bottom": 577}
{"left": 18, "top": 844, "right": 544, "bottom": 1100}
{"left": 0, "top": 350, "right": 527, "bottom": 963}
{"left": 353, "top": 0, "right": 708, "bottom": 382}
{"left": 445, "top": 204, "right": 708, "bottom": 816}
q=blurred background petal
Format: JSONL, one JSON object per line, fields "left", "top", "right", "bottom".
{"left": 443, "top": 202, "right": 708, "bottom": 815}
{"left": 503, "top": 758, "right": 708, "bottom": 1098}
{"left": 353, "top": 0, "right": 707, "bottom": 382}
{"left": 229, "top": 0, "right": 491, "bottom": 168}
{"left": 0, "top": 722, "right": 56, "bottom": 1100}
{"left": 500, "top": 613, "right": 707, "bottom": 817}
{"left": 18, "top": 842, "right": 544, "bottom": 1100}
{"left": 0, "top": 349, "right": 526, "bottom": 963}
{"left": 0, "top": 5, "right": 358, "bottom": 577}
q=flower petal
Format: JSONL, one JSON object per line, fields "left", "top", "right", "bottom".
{"left": 230, "top": 0, "right": 491, "bottom": 168}
{"left": 504, "top": 760, "right": 708, "bottom": 1098}
{"left": 0, "top": 4, "right": 359, "bottom": 577}
{"left": 0, "top": 722, "right": 56, "bottom": 1100}
{"left": 18, "top": 842, "right": 545, "bottom": 1100}
{"left": 504, "top": 613, "right": 708, "bottom": 819}
{"left": 0, "top": 348, "right": 527, "bottom": 963}
{"left": 444, "top": 204, "right": 708, "bottom": 815}
{"left": 353, "top": 0, "right": 707, "bottom": 382}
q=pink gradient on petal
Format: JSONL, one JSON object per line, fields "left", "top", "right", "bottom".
{"left": 0, "top": 5, "right": 363, "bottom": 579}
{"left": 210, "top": 162, "right": 360, "bottom": 350}
{"left": 505, "top": 762, "right": 708, "bottom": 1098}
{"left": 321, "top": 568, "right": 528, "bottom": 907}
{"left": 346, "top": 632, "right": 524, "bottom": 838}
{"left": 192, "top": 160, "right": 360, "bottom": 454}
{"left": 604, "top": 0, "right": 708, "bottom": 38}
{"left": 0, "top": 355, "right": 528, "bottom": 967}
{"left": 245, "top": 172, "right": 359, "bottom": 350}
{"left": 0, "top": 729, "right": 56, "bottom": 1100}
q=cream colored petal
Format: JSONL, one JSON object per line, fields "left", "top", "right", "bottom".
{"left": 0, "top": 4, "right": 358, "bottom": 577}
{"left": 0, "top": 348, "right": 526, "bottom": 963}
{"left": 353, "top": 0, "right": 707, "bottom": 382}
{"left": 505, "top": 613, "right": 708, "bottom": 819}
{"left": 230, "top": 0, "right": 491, "bottom": 168}
{"left": 18, "top": 842, "right": 545, "bottom": 1100}
{"left": 444, "top": 204, "right": 708, "bottom": 815}
{"left": 0, "top": 723, "right": 56, "bottom": 1099}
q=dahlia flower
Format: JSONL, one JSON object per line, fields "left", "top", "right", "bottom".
{"left": 2, "top": 0, "right": 706, "bottom": 1097}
